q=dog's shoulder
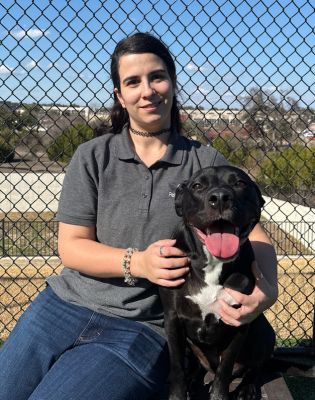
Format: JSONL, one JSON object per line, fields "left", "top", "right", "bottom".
{"left": 221, "top": 239, "right": 256, "bottom": 294}
{"left": 237, "top": 239, "right": 255, "bottom": 268}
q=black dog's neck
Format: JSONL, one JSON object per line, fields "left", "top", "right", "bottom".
{"left": 173, "top": 222, "right": 255, "bottom": 294}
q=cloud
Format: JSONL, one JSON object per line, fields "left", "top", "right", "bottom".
{"left": 199, "top": 86, "right": 210, "bottom": 95}
{"left": 25, "top": 60, "right": 36, "bottom": 69}
{"left": 185, "top": 62, "right": 211, "bottom": 73}
{"left": 46, "top": 62, "right": 62, "bottom": 71}
{"left": 185, "top": 62, "right": 198, "bottom": 71}
{"left": 0, "top": 65, "right": 12, "bottom": 74}
{"left": 11, "top": 28, "right": 48, "bottom": 39}
{"left": 263, "top": 85, "right": 277, "bottom": 93}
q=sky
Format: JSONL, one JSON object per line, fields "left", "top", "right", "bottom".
{"left": 0, "top": 0, "right": 314, "bottom": 109}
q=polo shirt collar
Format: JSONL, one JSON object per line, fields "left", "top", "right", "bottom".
{"left": 115, "top": 125, "right": 184, "bottom": 166}
{"left": 115, "top": 125, "right": 136, "bottom": 161}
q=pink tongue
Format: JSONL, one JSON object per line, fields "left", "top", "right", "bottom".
{"left": 205, "top": 233, "right": 240, "bottom": 259}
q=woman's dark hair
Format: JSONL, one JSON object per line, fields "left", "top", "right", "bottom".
{"left": 110, "top": 32, "right": 181, "bottom": 134}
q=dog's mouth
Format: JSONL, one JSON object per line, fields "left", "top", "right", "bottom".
{"left": 194, "top": 220, "right": 240, "bottom": 261}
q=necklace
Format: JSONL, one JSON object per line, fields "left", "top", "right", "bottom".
{"left": 129, "top": 127, "right": 171, "bottom": 137}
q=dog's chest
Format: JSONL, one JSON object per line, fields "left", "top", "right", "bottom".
{"left": 186, "top": 257, "right": 237, "bottom": 320}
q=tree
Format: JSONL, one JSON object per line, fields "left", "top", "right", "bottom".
{"left": 181, "top": 118, "right": 210, "bottom": 145}
{"left": 211, "top": 135, "right": 257, "bottom": 169}
{"left": 0, "top": 103, "right": 38, "bottom": 132}
{"left": 257, "top": 144, "right": 315, "bottom": 190}
{"left": 0, "top": 102, "right": 39, "bottom": 161}
{"left": 211, "top": 136, "right": 231, "bottom": 160}
{"left": 240, "top": 87, "right": 298, "bottom": 150}
{"left": 47, "top": 124, "right": 94, "bottom": 163}
{"left": 0, "top": 128, "right": 15, "bottom": 162}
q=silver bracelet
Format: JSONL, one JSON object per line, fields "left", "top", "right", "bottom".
{"left": 123, "top": 247, "right": 138, "bottom": 286}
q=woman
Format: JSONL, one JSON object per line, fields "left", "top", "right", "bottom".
{"left": 0, "top": 32, "right": 277, "bottom": 400}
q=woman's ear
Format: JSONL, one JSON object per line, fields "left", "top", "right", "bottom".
{"left": 114, "top": 88, "right": 125, "bottom": 108}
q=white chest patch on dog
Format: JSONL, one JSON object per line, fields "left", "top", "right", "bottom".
{"left": 186, "top": 246, "right": 238, "bottom": 320}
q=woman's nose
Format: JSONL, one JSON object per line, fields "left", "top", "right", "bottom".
{"left": 142, "top": 81, "right": 156, "bottom": 97}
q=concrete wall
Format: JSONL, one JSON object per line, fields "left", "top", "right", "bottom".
{"left": 0, "top": 172, "right": 64, "bottom": 213}
{"left": 262, "top": 197, "right": 315, "bottom": 252}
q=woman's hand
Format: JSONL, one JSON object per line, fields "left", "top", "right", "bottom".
{"left": 131, "top": 239, "right": 190, "bottom": 287}
{"left": 218, "top": 261, "right": 278, "bottom": 327}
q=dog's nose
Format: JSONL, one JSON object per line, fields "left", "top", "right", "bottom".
{"left": 208, "top": 189, "right": 233, "bottom": 212}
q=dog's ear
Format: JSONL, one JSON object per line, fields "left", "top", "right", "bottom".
{"left": 174, "top": 181, "right": 187, "bottom": 217}
{"left": 252, "top": 181, "right": 265, "bottom": 208}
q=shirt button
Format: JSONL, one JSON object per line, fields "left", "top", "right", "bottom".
{"left": 145, "top": 175, "right": 150, "bottom": 180}
{"left": 142, "top": 193, "right": 148, "bottom": 198}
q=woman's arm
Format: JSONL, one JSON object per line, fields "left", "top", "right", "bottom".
{"left": 219, "top": 223, "right": 278, "bottom": 326}
{"left": 58, "top": 222, "right": 190, "bottom": 287}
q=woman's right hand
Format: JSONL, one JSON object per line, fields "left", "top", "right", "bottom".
{"left": 131, "top": 239, "right": 190, "bottom": 287}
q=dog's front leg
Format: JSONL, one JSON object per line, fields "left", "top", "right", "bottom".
{"left": 209, "top": 327, "right": 248, "bottom": 400}
{"left": 164, "top": 310, "right": 188, "bottom": 400}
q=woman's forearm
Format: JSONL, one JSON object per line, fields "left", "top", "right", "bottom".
{"left": 57, "top": 222, "right": 190, "bottom": 286}
{"left": 58, "top": 223, "right": 127, "bottom": 278}
{"left": 249, "top": 223, "right": 278, "bottom": 302}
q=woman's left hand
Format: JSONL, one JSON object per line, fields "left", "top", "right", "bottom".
{"left": 218, "top": 261, "right": 278, "bottom": 327}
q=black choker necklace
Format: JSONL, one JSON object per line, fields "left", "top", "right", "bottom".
{"left": 129, "top": 127, "right": 171, "bottom": 137}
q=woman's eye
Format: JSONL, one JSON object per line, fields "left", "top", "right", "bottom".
{"left": 126, "top": 79, "right": 139, "bottom": 87}
{"left": 151, "top": 73, "right": 165, "bottom": 82}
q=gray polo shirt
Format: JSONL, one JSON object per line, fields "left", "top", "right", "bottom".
{"left": 47, "top": 126, "right": 228, "bottom": 336}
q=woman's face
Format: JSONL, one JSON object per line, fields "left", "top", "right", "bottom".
{"left": 115, "top": 53, "right": 175, "bottom": 132}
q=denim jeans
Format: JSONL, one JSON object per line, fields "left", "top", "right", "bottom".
{"left": 0, "top": 286, "right": 169, "bottom": 400}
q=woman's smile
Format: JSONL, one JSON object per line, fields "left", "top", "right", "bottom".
{"left": 141, "top": 101, "right": 161, "bottom": 111}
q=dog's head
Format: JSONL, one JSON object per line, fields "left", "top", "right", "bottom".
{"left": 175, "top": 166, "right": 265, "bottom": 262}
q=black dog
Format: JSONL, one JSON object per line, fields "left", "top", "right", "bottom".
{"left": 159, "top": 165, "right": 275, "bottom": 400}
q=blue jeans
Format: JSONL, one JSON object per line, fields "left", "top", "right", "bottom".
{"left": 0, "top": 286, "right": 169, "bottom": 400}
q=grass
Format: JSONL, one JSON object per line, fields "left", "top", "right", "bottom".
{"left": 1, "top": 256, "right": 314, "bottom": 343}
{"left": 275, "top": 338, "right": 313, "bottom": 348}
{"left": 0, "top": 212, "right": 57, "bottom": 257}
{"left": 265, "top": 256, "right": 314, "bottom": 345}
{"left": 0, "top": 212, "right": 314, "bottom": 345}
{"left": 1, "top": 219, "right": 58, "bottom": 257}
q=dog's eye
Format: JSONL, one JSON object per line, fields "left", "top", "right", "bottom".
{"left": 234, "top": 180, "right": 247, "bottom": 188}
{"left": 192, "top": 182, "right": 202, "bottom": 191}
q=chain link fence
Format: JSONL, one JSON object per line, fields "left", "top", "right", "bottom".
{"left": 0, "top": 0, "right": 314, "bottom": 352}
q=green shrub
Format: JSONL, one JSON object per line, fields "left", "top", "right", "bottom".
{"left": 211, "top": 136, "right": 232, "bottom": 160}
{"left": 0, "top": 136, "right": 14, "bottom": 162}
{"left": 228, "top": 146, "right": 251, "bottom": 167}
{"left": 212, "top": 136, "right": 254, "bottom": 167}
{"left": 257, "top": 144, "right": 315, "bottom": 190}
{"left": 244, "top": 148, "right": 265, "bottom": 170}
{"left": 47, "top": 124, "right": 93, "bottom": 163}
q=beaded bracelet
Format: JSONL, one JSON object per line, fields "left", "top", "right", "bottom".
{"left": 123, "top": 247, "right": 138, "bottom": 286}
